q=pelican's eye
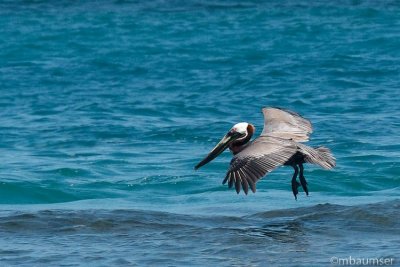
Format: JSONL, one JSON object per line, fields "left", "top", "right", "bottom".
{"left": 228, "top": 128, "right": 238, "bottom": 137}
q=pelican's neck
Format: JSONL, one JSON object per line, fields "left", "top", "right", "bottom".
{"left": 229, "top": 124, "right": 255, "bottom": 155}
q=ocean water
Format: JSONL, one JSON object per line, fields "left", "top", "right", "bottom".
{"left": 1, "top": 0, "right": 399, "bottom": 266}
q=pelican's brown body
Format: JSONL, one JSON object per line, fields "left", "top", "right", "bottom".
{"left": 195, "top": 107, "right": 336, "bottom": 199}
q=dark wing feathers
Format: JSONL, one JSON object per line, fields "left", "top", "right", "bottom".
{"left": 223, "top": 173, "right": 229, "bottom": 185}
{"left": 223, "top": 137, "right": 297, "bottom": 194}
{"left": 238, "top": 169, "right": 250, "bottom": 194}
{"left": 227, "top": 172, "right": 234, "bottom": 189}
{"left": 234, "top": 172, "right": 241, "bottom": 194}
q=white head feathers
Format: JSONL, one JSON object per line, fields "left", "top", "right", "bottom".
{"left": 232, "top": 122, "right": 249, "bottom": 134}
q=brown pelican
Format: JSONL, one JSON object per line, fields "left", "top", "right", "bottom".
{"left": 195, "top": 107, "right": 335, "bottom": 199}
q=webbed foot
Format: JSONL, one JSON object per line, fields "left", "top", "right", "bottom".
{"left": 299, "top": 175, "right": 308, "bottom": 196}
{"left": 292, "top": 179, "right": 301, "bottom": 200}
{"left": 298, "top": 163, "right": 309, "bottom": 196}
{"left": 291, "top": 165, "right": 299, "bottom": 200}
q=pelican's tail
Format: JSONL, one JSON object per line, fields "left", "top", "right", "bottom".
{"left": 298, "top": 144, "right": 336, "bottom": 169}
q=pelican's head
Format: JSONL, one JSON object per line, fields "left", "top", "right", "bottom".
{"left": 230, "top": 122, "right": 249, "bottom": 137}
{"left": 194, "top": 122, "right": 255, "bottom": 170}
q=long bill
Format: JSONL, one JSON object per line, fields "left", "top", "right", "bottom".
{"left": 194, "top": 134, "right": 237, "bottom": 170}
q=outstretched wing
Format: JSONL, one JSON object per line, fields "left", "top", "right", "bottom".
{"left": 223, "top": 137, "right": 297, "bottom": 194}
{"left": 261, "top": 107, "right": 313, "bottom": 142}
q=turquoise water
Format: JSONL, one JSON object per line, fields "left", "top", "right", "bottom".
{"left": 1, "top": 1, "right": 399, "bottom": 266}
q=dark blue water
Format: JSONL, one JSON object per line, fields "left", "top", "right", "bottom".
{"left": 1, "top": 1, "right": 399, "bottom": 266}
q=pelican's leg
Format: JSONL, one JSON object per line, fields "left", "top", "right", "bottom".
{"left": 291, "top": 165, "right": 300, "bottom": 200}
{"left": 298, "top": 163, "right": 309, "bottom": 196}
